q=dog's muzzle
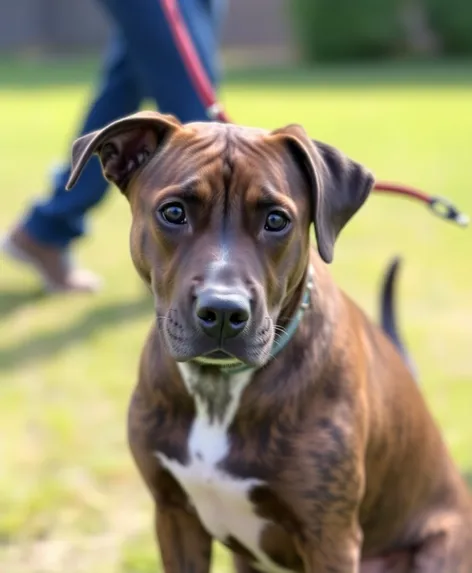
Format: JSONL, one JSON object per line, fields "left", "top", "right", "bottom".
{"left": 194, "top": 286, "right": 251, "bottom": 342}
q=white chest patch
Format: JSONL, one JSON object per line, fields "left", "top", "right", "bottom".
{"left": 156, "top": 362, "right": 293, "bottom": 573}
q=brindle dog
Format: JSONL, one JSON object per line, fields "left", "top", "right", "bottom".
{"left": 67, "top": 111, "right": 472, "bottom": 573}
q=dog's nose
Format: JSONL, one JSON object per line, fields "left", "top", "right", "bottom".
{"left": 195, "top": 289, "right": 250, "bottom": 339}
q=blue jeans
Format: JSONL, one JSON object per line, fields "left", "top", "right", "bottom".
{"left": 23, "top": 0, "right": 226, "bottom": 248}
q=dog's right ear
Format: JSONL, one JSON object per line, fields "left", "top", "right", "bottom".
{"left": 66, "top": 111, "right": 181, "bottom": 195}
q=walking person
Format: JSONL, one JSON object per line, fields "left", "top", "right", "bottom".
{"left": 2, "top": 0, "right": 227, "bottom": 293}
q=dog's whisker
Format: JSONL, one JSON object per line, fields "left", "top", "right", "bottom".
{"left": 274, "top": 326, "right": 288, "bottom": 336}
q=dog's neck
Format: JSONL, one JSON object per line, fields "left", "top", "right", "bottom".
{"left": 176, "top": 361, "right": 253, "bottom": 425}
{"left": 163, "top": 259, "right": 335, "bottom": 429}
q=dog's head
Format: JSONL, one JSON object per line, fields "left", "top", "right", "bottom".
{"left": 67, "top": 111, "right": 374, "bottom": 367}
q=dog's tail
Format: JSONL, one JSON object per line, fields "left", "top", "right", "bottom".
{"left": 379, "top": 257, "right": 417, "bottom": 379}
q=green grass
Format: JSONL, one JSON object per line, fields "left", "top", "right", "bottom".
{"left": 1, "top": 58, "right": 471, "bottom": 572}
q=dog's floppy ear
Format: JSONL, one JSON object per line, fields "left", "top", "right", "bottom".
{"left": 271, "top": 124, "right": 375, "bottom": 264}
{"left": 66, "top": 111, "right": 181, "bottom": 195}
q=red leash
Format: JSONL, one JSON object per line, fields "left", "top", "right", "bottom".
{"left": 161, "top": 0, "right": 469, "bottom": 228}
{"left": 161, "top": 0, "right": 230, "bottom": 123}
{"left": 373, "top": 182, "right": 469, "bottom": 227}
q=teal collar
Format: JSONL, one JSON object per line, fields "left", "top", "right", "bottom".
{"left": 221, "top": 265, "right": 314, "bottom": 376}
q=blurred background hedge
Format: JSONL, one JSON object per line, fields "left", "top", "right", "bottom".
{"left": 289, "top": 0, "right": 472, "bottom": 62}
{"left": 427, "top": 0, "right": 472, "bottom": 55}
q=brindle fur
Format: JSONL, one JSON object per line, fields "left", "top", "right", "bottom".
{"left": 67, "top": 111, "right": 472, "bottom": 573}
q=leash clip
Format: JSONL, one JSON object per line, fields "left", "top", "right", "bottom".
{"left": 428, "top": 196, "right": 469, "bottom": 228}
{"left": 207, "top": 103, "right": 227, "bottom": 122}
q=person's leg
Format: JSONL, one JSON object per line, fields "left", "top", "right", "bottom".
{"left": 3, "top": 0, "right": 228, "bottom": 293}
{"left": 32, "top": 0, "right": 227, "bottom": 244}
{"left": 99, "top": 0, "right": 226, "bottom": 122}
{"left": 25, "top": 33, "right": 141, "bottom": 248}
{"left": 3, "top": 33, "right": 143, "bottom": 291}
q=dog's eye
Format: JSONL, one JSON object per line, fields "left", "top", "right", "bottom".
{"left": 160, "top": 203, "right": 187, "bottom": 225}
{"left": 265, "top": 210, "right": 290, "bottom": 232}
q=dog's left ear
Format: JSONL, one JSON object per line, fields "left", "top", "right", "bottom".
{"left": 271, "top": 123, "right": 375, "bottom": 264}
{"left": 66, "top": 111, "right": 181, "bottom": 195}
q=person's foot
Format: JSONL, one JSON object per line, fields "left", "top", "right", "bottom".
{"left": 1, "top": 227, "right": 102, "bottom": 293}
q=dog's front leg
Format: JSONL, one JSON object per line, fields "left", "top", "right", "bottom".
{"left": 298, "top": 522, "right": 362, "bottom": 573}
{"left": 155, "top": 506, "right": 212, "bottom": 573}
{"left": 290, "top": 412, "right": 364, "bottom": 572}
{"left": 232, "top": 555, "right": 261, "bottom": 573}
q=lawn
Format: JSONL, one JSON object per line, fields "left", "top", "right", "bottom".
{"left": 0, "top": 58, "right": 471, "bottom": 573}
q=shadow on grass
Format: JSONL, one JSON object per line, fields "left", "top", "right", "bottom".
{"left": 0, "top": 294, "right": 153, "bottom": 373}
{"left": 464, "top": 472, "right": 472, "bottom": 490}
{"left": 0, "top": 57, "right": 99, "bottom": 88}
{"left": 0, "top": 288, "right": 46, "bottom": 319}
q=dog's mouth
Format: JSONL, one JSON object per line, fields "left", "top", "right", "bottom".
{"left": 205, "top": 349, "right": 233, "bottom": 360}
{"left": 192, "top": 349, "right": 242, "bottom": 367}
